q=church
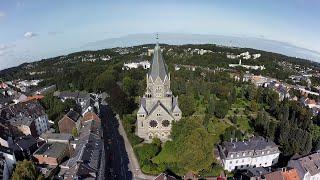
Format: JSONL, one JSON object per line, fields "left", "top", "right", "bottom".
{"left": 136, "top": 43, "right": 182, "bottom": 142}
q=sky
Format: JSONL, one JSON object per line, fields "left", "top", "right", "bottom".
{"left": 0, "top": 0, "right": 319, "bottom": 70}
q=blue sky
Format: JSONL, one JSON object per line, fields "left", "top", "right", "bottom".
{"left": 0, "top": 0, "right": 319, "bottom": 69}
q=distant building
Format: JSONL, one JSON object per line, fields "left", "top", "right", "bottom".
{"left": 218, "top": 136, "right": 280, "bottom": 172}
{"left": 136, "top": 43, "right": 182, "bottom": 142}
{"left": 58, "top": 110, "right": 81, "bottom": 134}
{"left": 229, "top": 60, "right": 265, "bottom": 70}
{"left": 122, "top": 61, "right": 151, "bottom": 70}
{"left": 287, "top": 152, "right": 320, "bottom": 180}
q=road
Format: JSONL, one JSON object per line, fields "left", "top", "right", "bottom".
{"left": 100, "top": 101, "right": 156, "bottom": 180}
{"left": 100, "top": 103, "right": 133, "bottom": 180}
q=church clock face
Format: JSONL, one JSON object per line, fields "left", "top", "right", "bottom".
{"left": 149, "top": 120, "right": 158, "bottom": 127}
{"left": 162, "top": 120, "right": 170, "bottom": 127}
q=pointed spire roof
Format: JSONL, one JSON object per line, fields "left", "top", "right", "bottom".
{"left": 149, "top": 43, "right": 168, "bottom": 81}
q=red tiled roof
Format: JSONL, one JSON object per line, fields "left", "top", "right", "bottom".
{"left": 81, "top": 112, "right": 100, "bottom": 122}
{"left": 281, "top": 168, "right": 300, "bottom": 180}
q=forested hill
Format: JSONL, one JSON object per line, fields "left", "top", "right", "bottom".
{"left": 1, "top": 43, "right": 320, "bottom": 85}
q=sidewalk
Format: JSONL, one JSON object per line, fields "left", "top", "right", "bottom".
{"left": 116, "top": 115, "right": 156, "bottom": 180}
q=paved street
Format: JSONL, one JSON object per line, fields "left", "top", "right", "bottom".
{"left": 100, "top": 103, "right": 132, "bottom": 180}
{"left": 100, "top": 101, "right": 156, "bottom": 180}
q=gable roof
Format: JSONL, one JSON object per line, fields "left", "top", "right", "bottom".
{"left": 288, "top": 152, "right": 320, "bottom": 179}
{"left": 281, "top": 168, "right": 300, "bottom": 180}
{"left": 148, "top": 101, "right": 173, "bottom": 119}
{"left": 81, "top": 112, "right": 100, "bottom": 122}
{"left": 149, "top": 44, "right": 168, "bottom": 81}
{"left": 14, "top": 135, "right": 37, "bottom": 151}
{"left": 65, "top": 110, "right": 81, "bottom": 122}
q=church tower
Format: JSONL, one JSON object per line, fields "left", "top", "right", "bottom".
{"left": 136, "top": 43, "right": 182, "bottom": 142}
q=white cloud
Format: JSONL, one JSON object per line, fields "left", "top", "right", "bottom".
{"left": 0, "top": 11, "right": 6, "bottom": 17}
{"left": 0, "top": 44, "right": 15, "bottom": 56}
{"left": 24, "top": 32, "right": 37, "bottom": 38}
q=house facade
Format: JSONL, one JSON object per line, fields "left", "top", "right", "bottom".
{"left": 58, "top": 110, "right": 81, "bottom": 134}
{"left": 218, "top": 136, "right": 280, "bottom": 172}
{"left": 136, "top": 43, "right": 182, "bottom": 142}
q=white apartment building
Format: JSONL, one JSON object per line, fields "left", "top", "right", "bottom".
{"left": 218, "top": 136, "right": 280, "bottom": 172}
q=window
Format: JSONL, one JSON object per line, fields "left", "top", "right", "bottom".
{"left": 141, "top": 122, "right": 143, "bottom": 127}
{"left": 157, "top": 113, "right": 161, "bottom": 116}
{"left": 149, "top": 120, "right": 158, "bottom": 127}
{"left": 162, "top": 120, "right": 170, "bottom": 127}
{"left": 236, "top": 160, "right": 238, "bottom": 164}
{"left": 229, "top": 161, "right": 232, "bottom": 164}
{"left": 242, "top": 159, "right": 244, "bottom": 163}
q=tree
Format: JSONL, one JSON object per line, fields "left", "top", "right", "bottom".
{"left": 153, "top": 117, "right": 213, "bottom": 173}
{"left": 214, "top": 100, "right": 229, "bottom": 119}
{"left": 72, "top": 127, "right": 79, "bottom": 137}
{"left": 179, "top": 94, "right": 196, "bottom": 117}
{"left": 123, "top": 76, "right": 138, "bottom": 97}
{"left": 12, "top": 160, "right": 44, "bottom": 180}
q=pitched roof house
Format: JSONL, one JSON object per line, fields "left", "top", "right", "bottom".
{"left": 0, "top": 100, "right": 49, "bottom": 137}
{"left": 59, "top": 114, "right": 103, "bottom": 179}
{"left": 58, "top": 110, "right": 81, "bottom": 134}
{"left": 288, "top": 152, "right": 320, "bottom": 180}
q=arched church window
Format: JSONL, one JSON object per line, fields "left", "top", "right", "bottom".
{"left": 149, "top": 120, "right": 158, "bottom": 127}
{"left": 162, "top": 120, "right": 170, "bottom": 127}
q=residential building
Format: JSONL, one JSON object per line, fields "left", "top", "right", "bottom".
{"left": 262, "top": 168, "right": 300, "bottom": 180}
{"left": 59, "top": 113, "right": 103, "bottom": 179}
{"left": 0, "top": 154, "right": 10, "bottom": 180}
{"left": 0, "top": 146, "right": 16, "bottom": 179}
{"left": 218, "top": 136, "right": 280, "bottom": 171}
{"left": 0, "top": 100, "right": 49, "bottom": 137}
{"left": 287, "top": 152, "right": 320, "bottom": 180}
{"left": 136, "top": 43, "right": 182, "bottom": 142}
{"left": 54, "top": 91, "right": 93, "bottom": 115}
{"left": 122, "top": 60, "right": 151, "bottom": 70}
{"left": 0, "top": 123, "right": 13, "bottom": 148}
{"left": 33, "top": 142, "right": 69, "bottom": 166}
{"left": 58, "top": 110, "right": 81, "bottom": 134}
{"left": 40, "top": 132, "right": 73, "bottom": 144}
{"left": 12, "top": 135, "right": 38, "bottom": 160}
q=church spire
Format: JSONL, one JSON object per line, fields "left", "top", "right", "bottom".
{"left": 149, "top": 35, "right": 168, "bottom": 81}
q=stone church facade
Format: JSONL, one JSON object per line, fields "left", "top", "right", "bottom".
{"left": 136, "top": 43, "right": 182, "bottom": 142}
